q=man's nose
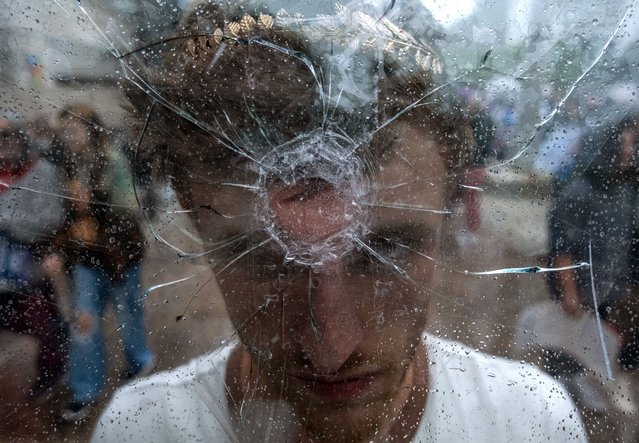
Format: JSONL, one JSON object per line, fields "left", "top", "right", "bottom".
{"left": 296, "top": 266, "right": 364, "bottom": 374}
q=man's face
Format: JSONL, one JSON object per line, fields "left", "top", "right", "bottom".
{"left": 184, "top": 120, "right": 448, "bottom": 439}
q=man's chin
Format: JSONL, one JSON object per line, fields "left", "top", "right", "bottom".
{"left": 291, "top": 399, "right": 388, "bottom": 442}
{"left": 282, "top": 375, "right": 397, "bottom": 440}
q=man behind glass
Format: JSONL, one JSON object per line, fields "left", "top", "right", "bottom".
{"left": 93, "top": 2, "right": 586, "bottom": 441}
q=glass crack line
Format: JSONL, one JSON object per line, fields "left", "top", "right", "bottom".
{"left": 362, "top": 201, "right": 451, "bottom": 214}
{"left": 214, "top": 237, "right": 273, "bottom": 276}
{"left": 76, "top": 3, "right": 259, "bottom": 164}
{"left": 0, "top": 182, "right": 131, "bottom": 210}
{"left": 491, "top": 2, "right": 635, "bottom": 168}
{"left": 141, "top": 273, "right": 202, "bottom": 299}
{"left": 589, "top": 238, "right": 614, "bottom": 381}
{"left": 464, "top": 262, "right": 590, "bottom": 275}
{"left": 308, "top": 268, "right": 320, "bottom": 340}
{"left": 458, "top": 184, "right": 484, "bottom": 191}
{"left": 220, "top": 183, "right": 261, "bottom": 191}
{"left": 351, "top": 234, "right": 410, "bottom": 280}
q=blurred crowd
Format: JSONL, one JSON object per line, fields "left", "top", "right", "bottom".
{"left": 0, "top": 104, "right": 154, "bottom": 422}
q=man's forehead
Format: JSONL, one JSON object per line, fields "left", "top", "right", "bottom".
{"left": 184, "top": 120, "right": 445, "bottom": 192}
{"left": 186, "top": 120, "right": 448, "bottom": 246}
{"left": 184, "top": 118, "right": 443, "bottom": 175}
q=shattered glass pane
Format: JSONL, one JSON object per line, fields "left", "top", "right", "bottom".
{"left": 1, "top": 0, "right": 638, "bottom": 441}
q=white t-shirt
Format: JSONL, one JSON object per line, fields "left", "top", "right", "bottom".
{"left": 92, "top": 335, "right": 587, "bottom": 442}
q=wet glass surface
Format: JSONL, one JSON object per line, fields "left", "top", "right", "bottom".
{"left": 1, "top": 0, "right": 638, "bottom": 441}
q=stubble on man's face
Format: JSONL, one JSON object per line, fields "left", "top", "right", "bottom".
{"left": 187, "top": 120, "right": 448, "bottom": 440}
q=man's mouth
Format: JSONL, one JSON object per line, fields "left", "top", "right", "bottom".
{"left": 291, "top": 372, "right": 381, "bottom": 401}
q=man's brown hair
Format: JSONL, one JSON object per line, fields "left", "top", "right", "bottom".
{"left": 123, "top": 2, "right": 473, "bottom": 204}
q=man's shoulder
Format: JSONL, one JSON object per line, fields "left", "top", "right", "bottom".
{"left": 427, "top": 334, "right": 544, "bottom": 378}
{"left": 423, "top": 334, "right": 586, "bottom": 442}
{"left": 426, "top": 334, "right": 575, "bottom": 405}
{"left": 111, "top": 343, "right": 233, "bottom": 403}
{"left": 91, "top": 345, "right": 234, "bottom": 442}
{"left": 133, "top": 345, "right": 230, "bottom": 387}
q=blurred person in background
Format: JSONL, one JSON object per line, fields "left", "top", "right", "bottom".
{"left": 44, "top": 104, "right": 155, "bottom": 421}
{"left": 547, "top": 111, "right": 639, "bottom": 369}
{"left": 532, "top": 96, "right": 583, "bottom": 191}
{"left": 488, "top": 95, "right": 519, "bottom": 160}
{"left": 92, "top": 3, "right": 586, "bottom": 441}
{"left": 25, "top": 115, "right": 60, "bottom": 163}
{"left": 457, "top": 88, "right": 497, "bottom": 248}
{"left": 0, "top": 121, "right": 68, "bottom": 399}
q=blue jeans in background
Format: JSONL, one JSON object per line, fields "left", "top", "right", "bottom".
{"left": 68, "top": 262, "right": 154, "bottom": 404}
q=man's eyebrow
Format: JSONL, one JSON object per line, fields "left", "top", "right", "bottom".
{"left": 365, "top": 223, "right": 435, "bottom": 247}
{"left": 363, "top": 224, "right": 438, "bottom": 264}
